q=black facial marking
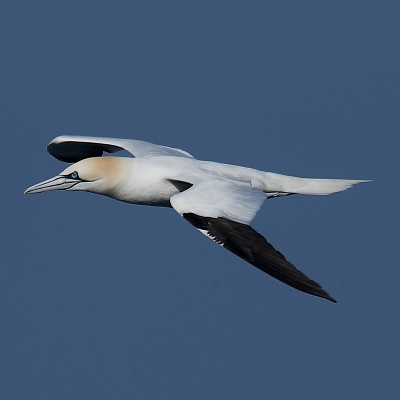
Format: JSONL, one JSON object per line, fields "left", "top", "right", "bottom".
{"left": 64, "top": 171, "right": 80, "bottom": 180}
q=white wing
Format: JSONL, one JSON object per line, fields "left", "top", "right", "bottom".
{"left": 47, "top": 135, "right": 194, "bottom": 162}
{"left": 170, "top": 178, "right": 266, "bottom": 225}
{"left": 170, "top": 177, "right": 336, "bottom": 302}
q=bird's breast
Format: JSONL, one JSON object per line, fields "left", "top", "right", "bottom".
{"left": 107, "top": 159, "right": 182, "bottom": 207}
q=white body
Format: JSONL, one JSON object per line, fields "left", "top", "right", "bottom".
{"left": 24, "top": 135, "right": 368, "bottom": 302}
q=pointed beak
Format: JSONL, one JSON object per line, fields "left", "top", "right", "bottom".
{"left": 24, "top": 176, "right": 79, "bottom": 195}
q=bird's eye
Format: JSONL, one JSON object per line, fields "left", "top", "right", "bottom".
{"left": 70, "top": 171, "right": 79, "bottom": 179}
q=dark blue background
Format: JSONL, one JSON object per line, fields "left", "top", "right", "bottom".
{"left": 1, "top": 1, "right": 398, "bottom": 399}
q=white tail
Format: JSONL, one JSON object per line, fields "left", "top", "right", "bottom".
{"left": 198, "top": 161, "right": 368, "bottom": 196}
{"left": 200, "top": 161, "right": 369, "bottom": 197}
{"left": 258, "top": 172, "right": 369, "bottom": 196}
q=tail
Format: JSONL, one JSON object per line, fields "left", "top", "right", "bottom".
{"left": 197, "top": 161, "right": 369, "bottom": 196}
{"left": 259, "top": 172, "right": 369, "bottom": 196}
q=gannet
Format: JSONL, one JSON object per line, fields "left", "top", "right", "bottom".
{"left": 25, "top": 136, "right": 368, "bottom": 302}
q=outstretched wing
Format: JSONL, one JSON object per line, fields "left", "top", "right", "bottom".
{"left": 47, "top": 135, "right": 194, "bottom": 162}
{"left": 170, "top": 179, "right": 336, "bottom": 302}
{"left": 170, "top": 178, "right": 266, "bottom": 225}
{"left": 184, "top": 214, "right": 336, "bottom": 302}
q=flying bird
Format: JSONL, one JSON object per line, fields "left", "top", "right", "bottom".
{"left": 25, "top": 136, "right": 367, "bottom": 302}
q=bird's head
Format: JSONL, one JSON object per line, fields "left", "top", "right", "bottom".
{"left": 24, "top": 157, "right": 125, "bottom": 197}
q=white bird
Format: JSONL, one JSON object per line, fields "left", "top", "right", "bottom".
{"left": 25, "top": 136, "right": 368, "bottom": 302}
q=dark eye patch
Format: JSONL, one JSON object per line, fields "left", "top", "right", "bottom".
{"left": 65, "top": 171, "right": 80, "bottom": 179}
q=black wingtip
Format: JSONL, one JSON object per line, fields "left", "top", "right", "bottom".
{"left": 47, "top": 141, "right": 105, "bottom": 162}
{"left": 183, "top": 213, "right": 338, "bottom": 303}
{"left": 297, "top": 275, "right": 337, "bottom": 303}
{"left": 47, "top": 140, "right": 122, "bottom": 163}
{"left": 317, "top": 291, "right": 337, "bottom": 303}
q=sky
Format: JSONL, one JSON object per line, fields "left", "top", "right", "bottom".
{"left": 1, "top": 1, "right": 399, "bottom": 399}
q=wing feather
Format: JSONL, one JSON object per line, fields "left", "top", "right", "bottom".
{"left": 183, "top": 213, "right": 336, "bottom": 302}
{"left": 170, "top": 179, "right": 266, "bottom": 225}
{"left": 47, "top": 135, "right": 194, "bottom": 162}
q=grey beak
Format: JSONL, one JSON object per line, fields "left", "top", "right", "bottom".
{"left": 24, "top": 176, "right": 79, "bottom": 195}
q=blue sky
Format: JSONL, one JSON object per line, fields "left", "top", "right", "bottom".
{"left": 1, "top": 1, "right": 399, "bottom": 399}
